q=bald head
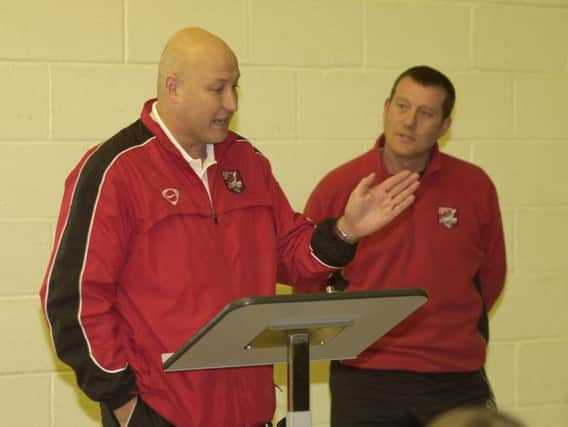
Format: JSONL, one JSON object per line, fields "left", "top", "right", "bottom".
{"left": 157, "top": 27, "right": 237, "bottom": 99}
{"left": 153, "top": 27, "right": 240, "bottom": 158}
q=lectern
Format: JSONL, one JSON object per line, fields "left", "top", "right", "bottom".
{"left": 162, "top": 289, "right": 427, "bottom": 427}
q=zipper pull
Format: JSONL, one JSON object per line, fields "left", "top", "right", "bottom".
{"left": 212, "top": 210, "right": 218, "bottom": 224}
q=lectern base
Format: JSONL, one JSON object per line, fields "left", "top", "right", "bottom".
{"left": 286, "top": 410, "right": 311, "bottom": 427}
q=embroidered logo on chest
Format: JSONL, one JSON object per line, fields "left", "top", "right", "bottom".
{"left": 161, "top": 188, "right": 180, "bottom": 206}
{"left": 438, "top": 207, "right": 458, "bottom": 229}
{"left": 221, "top": 170, "right": 244, "bottom": 193}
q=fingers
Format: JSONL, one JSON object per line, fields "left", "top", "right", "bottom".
{"left": 381, "top": 170, "right": 419, "bottom": 194}
{"left": 368, "top": 170, "right": 419, "bottom": 219}
{"left": 389, "top": 192, "right": 416, "bottom": 217}
{"left": 388, "top": 180, "right": 420, "bottom": 208}
{"left": 353, "top": 172, "right": 376, "bottom": 195}
{"left": 369, "top": 171, "right": 419, "bottom": 205}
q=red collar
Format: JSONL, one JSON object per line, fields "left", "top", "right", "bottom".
{"left": 373, "top": 133, "right": 441, "bottom": 178}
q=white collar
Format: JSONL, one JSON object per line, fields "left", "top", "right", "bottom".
{"left": 149, "top": 101, "right": 216, "bottom": 176}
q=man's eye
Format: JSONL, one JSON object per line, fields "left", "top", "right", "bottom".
{"left": 211, "top": 86, "right": 223, "bottom": 93}
{"left": 420, "top": 110, "right": 434, "bottom": 117}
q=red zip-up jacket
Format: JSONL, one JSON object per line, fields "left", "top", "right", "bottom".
{"left": 302, "top": 136, "right": 506, "bottom": 372}
{"left": 40, "top": 100, "right": 352, "bottom": 426}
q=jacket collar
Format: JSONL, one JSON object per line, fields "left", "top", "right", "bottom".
{"left": 374, "top": 133, "right": 442, "bottom": 179}
{"left": 139, "top": 98, "right": 241, "bottom": 162}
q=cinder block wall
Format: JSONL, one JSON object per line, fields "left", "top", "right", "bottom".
{"left": 1, "top": 1, "right": 567, "bottom": 426}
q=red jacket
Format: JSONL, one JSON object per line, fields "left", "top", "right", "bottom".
{"left": 303, "top": 136, "right": 506, "bottom": 372}
{"left": 40, "top": 100, "right": 348, "bottom": 426}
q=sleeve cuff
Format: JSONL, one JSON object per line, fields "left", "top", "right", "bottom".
{"left": 101, "top": 368, "right": 139, "bottom": 410}
{"left": 310, "top": 218, "right": 358, "bottom": 268}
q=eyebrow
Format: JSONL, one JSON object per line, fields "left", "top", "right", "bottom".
{"left": 211, "top": 74, "right": 240, "bottom": 84}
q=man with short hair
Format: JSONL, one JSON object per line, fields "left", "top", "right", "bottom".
{"left": 39, "top": 28, "right": 419, "bottom": 427}
{"left": 301, "top": 65, "right": 506, "bottom": 426}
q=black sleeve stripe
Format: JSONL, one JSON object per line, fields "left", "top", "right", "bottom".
{"left": 43, "top": 120, "right": 152, "bottom": 402}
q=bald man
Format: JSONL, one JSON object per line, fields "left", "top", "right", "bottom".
{"left": 40, "top": 27, "right": 419, "bottom": 427}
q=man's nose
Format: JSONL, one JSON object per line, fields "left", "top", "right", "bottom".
{"left": 224, "top": 89, "right": 238, "bottom": 112}
{"left": 403, "top": 109, "right": 417, "bottom": 128}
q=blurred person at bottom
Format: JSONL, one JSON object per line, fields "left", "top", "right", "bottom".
{"left": 427, "top": 406, "right": 527, "bottom": 427}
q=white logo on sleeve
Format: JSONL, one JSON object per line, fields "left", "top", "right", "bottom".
{"left": 162, "top": 188, "right": 180, "bottom": 206}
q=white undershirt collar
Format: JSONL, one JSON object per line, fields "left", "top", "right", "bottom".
{"left": 149, "top": 101, "right": 216, "bottom": 180}
{"left": 150, "top": 101, "right": 216, "bottom": 199}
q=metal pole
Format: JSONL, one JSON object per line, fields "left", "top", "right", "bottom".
{"left": 286, "top": 331, "right": 311, "bottom": 427}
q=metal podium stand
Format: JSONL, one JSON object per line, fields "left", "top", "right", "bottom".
{"left": 162, "top": 289, "right": 428, "bottom": 427}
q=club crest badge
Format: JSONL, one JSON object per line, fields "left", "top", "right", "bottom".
{"left": 438, "top": 207, "right": 458, "bottom": 229}
{"left": 221, "top": 170, "right": 244, "bottom": 193}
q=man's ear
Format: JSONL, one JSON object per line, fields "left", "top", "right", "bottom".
{"left": 384, "top": 97, "right": 391, "bottom": 113}
{"left": 165, "top": 75, "right": 178, "bottom": 97}
{"left": 439, "top": 116, "right": 452, "bottom": 138}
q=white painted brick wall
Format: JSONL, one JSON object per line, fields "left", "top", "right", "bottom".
{"left": 128, "top": 0, "right": 249, "bottom": 64}
{"left": 451, "top": 73, "right": 514, "bottom": 139}
{"left": 0, "top": 374, "right": 51, "bottom": 426}
{"left": 0, "top": 1, "right": 123, "bottom": 62}
{"left": 51, "top": 65, "right": 156, "bottom": 140}
{"left": 251, "top": 0, "right": 363, "bottom": 67}
{"left": 366, "top": 2, "right": 471, "bottom": 69}
{"left": 518, "top": 341, "right": 568, "bottom": 405}
{"left": 237, "top": 70, "right": 297, "bottom": 139}
{"left": 516, "top": 74, "right": 568, "bottom": 138}
{"left": 474, "top": 4, "right": 568, "bottom": 71}
{"left": 297, "top": 70, "right": 394, "bottom": 139}
{"left": 0, "top": 64, "right": 50, "bottom": 140}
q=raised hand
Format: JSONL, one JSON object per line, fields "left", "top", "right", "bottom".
{"left": 337, "top": 170, "right": 420, "bottom": 242}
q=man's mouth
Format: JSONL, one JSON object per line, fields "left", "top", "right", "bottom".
{"left": 212, "top": 118, "right": 230, "bottom": 126}
{"left": 397, "top": 133, "right": 415, "bottom": 142}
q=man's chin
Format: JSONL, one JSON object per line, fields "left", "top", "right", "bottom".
{"left": 209, "top": 130, "right": 230, "bottom": 144}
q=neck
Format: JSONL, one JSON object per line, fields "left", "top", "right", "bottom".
{"left": 381, "top": 146, "right": 430, "bottom": 175}
{"left": 156, "top": 102, "right": 207, "bottom": 160}
{"left": 182, "top": 142, "right": 207, "bottom": 160}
